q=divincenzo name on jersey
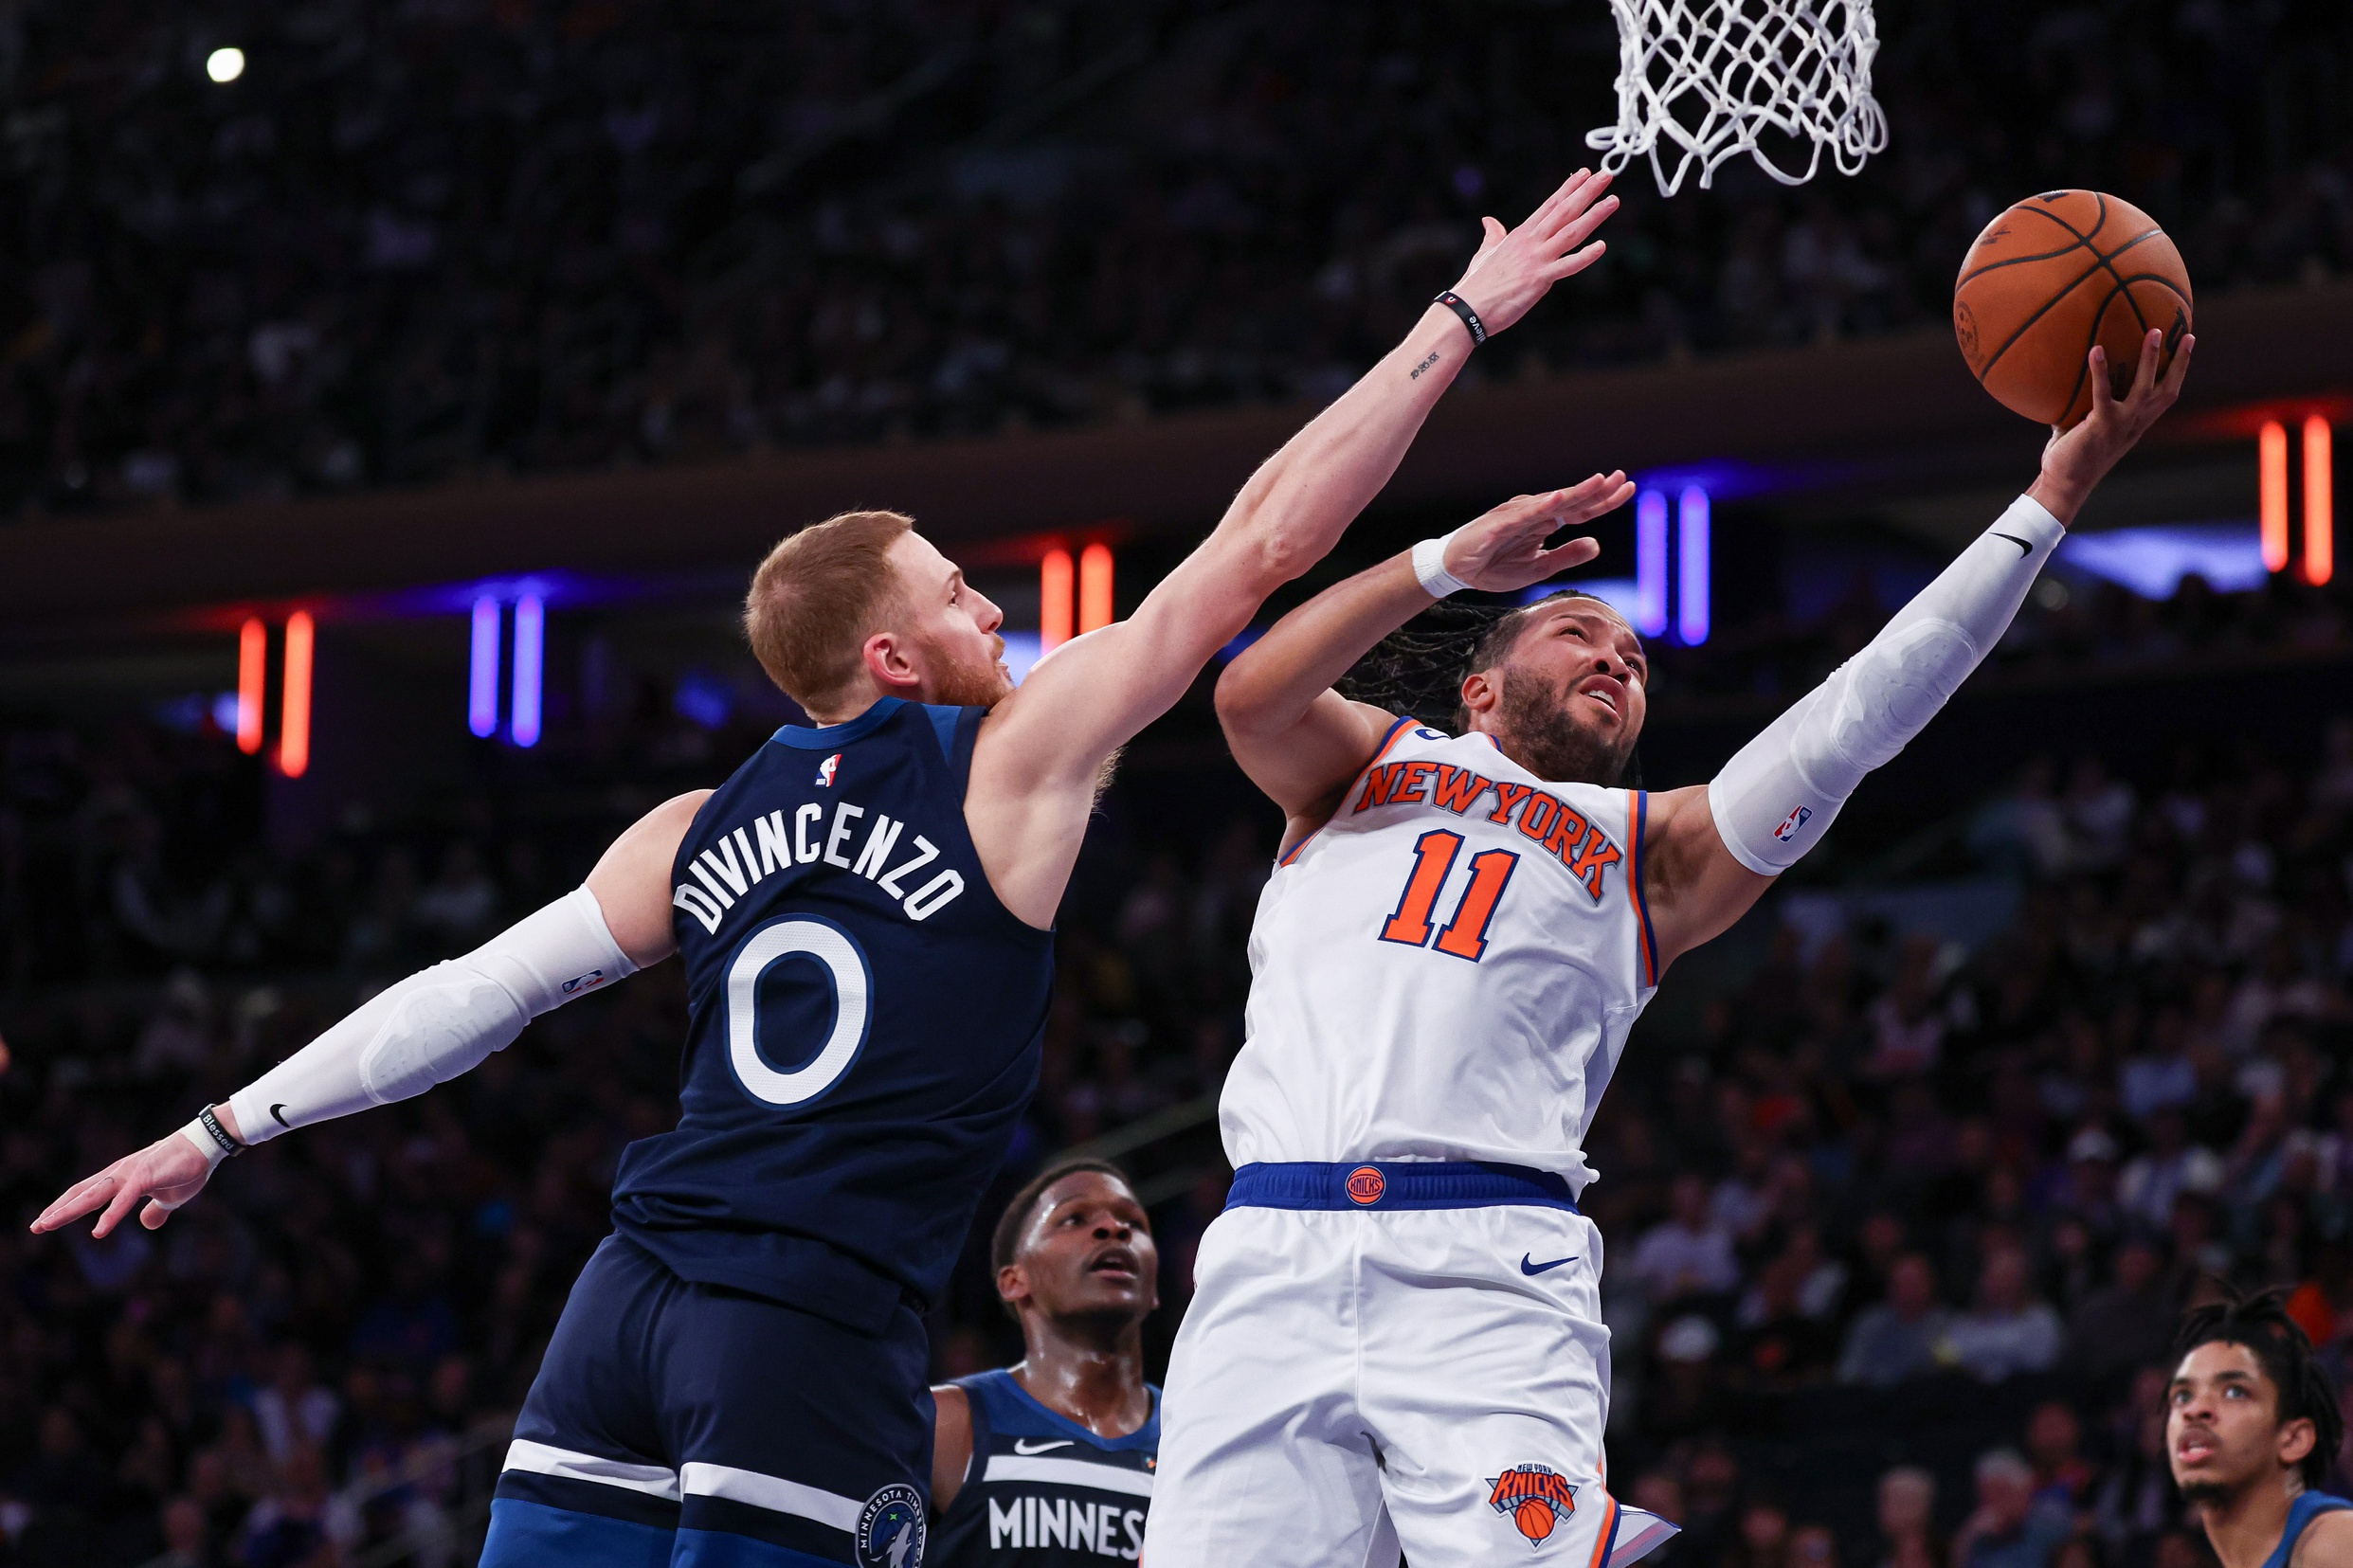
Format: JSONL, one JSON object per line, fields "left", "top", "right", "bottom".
{"left": 672, "top": 796, "right": 968, "bottom": 932}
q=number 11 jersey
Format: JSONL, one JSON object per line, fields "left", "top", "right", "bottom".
{"left": 1220, "top": 719, "right": 1659, "bottom": 1191}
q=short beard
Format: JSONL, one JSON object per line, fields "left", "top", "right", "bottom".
{"left": 919, "top": 634, "right": 1014, "bottom": 709}
{"left": 1492, "top": 667, "right": 1638, "bottom": 785}
{"left": 2177, "top": 1481, "right": 2237, "bottom": 1508}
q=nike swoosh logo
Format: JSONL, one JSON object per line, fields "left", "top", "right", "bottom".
{"left": 1993, "top": 532, "right": 2034, "bottom": 556}
{"left": 1521, "top": 1253, "right": 1579, "bottom": 1276}
{"left": 1012, "top": 1439, "right": 1074, "bottom": 1455}
{"left": 270, "top": 1104, "right": 291, "bottom": 1129}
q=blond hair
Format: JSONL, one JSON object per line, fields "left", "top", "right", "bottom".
{"left": 743, "top": 510, "right": 914, "bottom": 710}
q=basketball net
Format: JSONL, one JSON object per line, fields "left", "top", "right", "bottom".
{"left": 1585, "top": 0, "right": 1888, "bottom": 195}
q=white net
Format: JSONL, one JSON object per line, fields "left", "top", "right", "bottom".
{"left": 1585, "top": 0, "right": 1888, "bottom": 196}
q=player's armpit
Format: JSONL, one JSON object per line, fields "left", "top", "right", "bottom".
{"left": 586, "top": 788, "right": 713, "bottom": 966}
{"left": 1638, "top": 784, "right": 1776, "bottom": 970}
{"left": 929, "top": 1383, "right": 973, "bottom": 1513}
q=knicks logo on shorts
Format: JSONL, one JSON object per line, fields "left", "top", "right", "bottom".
{"left": 1346, "top": 1166, "right": 1385, "bottom": 1205}
{"left": 1488, "top": 1464, "right": 1576, "bottom": 1546}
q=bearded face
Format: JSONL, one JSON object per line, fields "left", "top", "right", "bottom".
{"left": 917, "top": 627, "right": 1016, "bottom": 709}
{"left": 1492, "top": 663, "right": 1639, "bottom": 786}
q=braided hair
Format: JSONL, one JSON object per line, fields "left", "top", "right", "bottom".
{"left": 1335, "top": 589, "right": 1644, "bottom": 785}
{"left": 2175, "top": 1284, "right": 2345, "bottom": 1489}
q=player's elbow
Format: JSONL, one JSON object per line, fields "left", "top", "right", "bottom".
{"left": 1213, "top": 655, "right": 1284, "bottom": 740}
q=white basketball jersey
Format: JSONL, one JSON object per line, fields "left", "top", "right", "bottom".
{"left": 1221, "top": 719, "right": 1660, "bottom": 1191}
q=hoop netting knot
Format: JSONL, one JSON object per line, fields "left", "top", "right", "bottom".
{"left": 1584, "top": 0, "right": 1888, "bottom": 196}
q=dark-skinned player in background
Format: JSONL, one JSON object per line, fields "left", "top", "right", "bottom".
{"left": 931, "top": 1162, "right": 1160, "bottom": 1567}
{"left": 2169, "top": 1291, "right": 2353, "bottom": 1568}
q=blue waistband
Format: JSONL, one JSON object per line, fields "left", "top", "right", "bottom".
{"left": 1225, "top": 1161, "right": 1579, "bottom": 1213}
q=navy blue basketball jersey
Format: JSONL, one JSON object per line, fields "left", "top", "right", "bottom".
{"left": 932, "top": 1370, "right": 1159, "bottom": 1567}
{"left": 609, "top": 698, "right": 1056, "bottom": 1333}
{"left": 2262, "top": 1491, "right": 2352, "bottom": 1568}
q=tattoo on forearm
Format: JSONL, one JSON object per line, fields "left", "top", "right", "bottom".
{"left": 1409, "top": 351, "right": 1440, "bottom": 380}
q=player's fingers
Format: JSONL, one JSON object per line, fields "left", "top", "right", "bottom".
{"left": 1528, "top": 169, "right": 1595, "bottom": 229}
{"left": 1472, "top": 215, "right": 1508, "bottom": 260}
{"left": 90, "top": 1176, "right": 143, "bottom": 1240}
{"left": 1548, "top": 240, "right": 1608, "bottom": 279}
{"left": 31, "top": 1172, "right": 117, "bottom": 1234}
{"left": 2086, "top": 345, "right": 2115, "bottom": 420}
{"left": 1548, "top": 171, "right": 1612, "bottom": 231}
{"left": 2157, "top": 333, "right": 2196, "bottom": 400}
{"left": 1533, "top": 538, "right": 1604, "bottom": 571}
{"left": 1553, "top": 194, "right": 1620, "bottom": 254}
{"left": 2128, "top": 328, "right": 2163, "bottom": 401}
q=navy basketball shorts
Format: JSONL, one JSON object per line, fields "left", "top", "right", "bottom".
{"left": 481, "top": 1233, "right": 933, "bottom": 1568}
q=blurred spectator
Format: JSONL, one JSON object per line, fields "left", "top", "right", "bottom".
{"left": 2066, "top": 1241, "right": 2176, "bottom": 1388}
{"left": 1953, "top": 1450, "right": 2070, "bottom": 1568}
{"left": 251, "top": 1344, "right": 339, "bottom": 1467}
{"left": 1876, "top": 1467, "right": 1943, "bottom": 1568}
{"left": 235, "top": 1445, "right": 341, "bottom": 1568}
{"left": 1632, "top": 1173, "right": 1742, "bottom": 1305}
{"left": 2023, "top": 1402, "right": 2096, "bottom": 1512}
{"left": 1948, "top": 1248, "right": 2063, "bottom": 1382}
{"left": 1838, "top": 1254, "right": 1954, "bottom": 1388}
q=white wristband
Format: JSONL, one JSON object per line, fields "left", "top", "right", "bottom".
{"left": 1412, "top": 532, "right": 1471, "bottom": 599}
{"left": 177, "top": 1118, "right": 235, "bottom": 1173}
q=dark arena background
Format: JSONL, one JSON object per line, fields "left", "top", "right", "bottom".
{"left": 3, "top": 1, "right": 2353, "bottom": 1563}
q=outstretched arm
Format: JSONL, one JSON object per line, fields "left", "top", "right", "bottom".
{"left": 968, "top": 171, "right": 1622, "bottom": 927}
{"left": 1214, "top": 476, "right": 1636, "bottom": 848}
{"left": 30, "top": 790, "right": 707, "bottom": 1238}
{"left": 1641, "top": 328, "right": 2195, "bottom": 967}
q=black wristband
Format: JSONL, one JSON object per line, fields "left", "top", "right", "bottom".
{"left": 197, "top": 1105, "right": 243, "bottom": 1157}
{"left": 1434, "top": 290, "right": 1487, "bottom": 346}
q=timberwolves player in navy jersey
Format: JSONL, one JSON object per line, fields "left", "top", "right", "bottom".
{"left": 932, "top": 1162, "right": 1160, "bottom": 1568}
{"left": 2169, "top": 1291, "right": 2353, "bottom": 1568}
{"left": 33, "top": 170, "right": 1625, "bottom": 1568}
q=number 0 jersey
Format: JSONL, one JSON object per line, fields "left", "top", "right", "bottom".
{"left": 1220, "top": 719, "right": 1659, "bottom": 1190}
{"left": 609, "top": 698, "right": 1055, "bottom": 1333}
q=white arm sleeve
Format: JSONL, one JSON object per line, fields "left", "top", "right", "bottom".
{"left": 227, "top": 886, "right": 637, "bottom": 1144}
{"left": 1708, "top": 493, "right": 2065, "bottom": 874}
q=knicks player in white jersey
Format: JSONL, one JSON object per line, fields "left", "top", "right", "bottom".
{"left": 1147, "top": 326, "right": 2195, "bottom": 1568}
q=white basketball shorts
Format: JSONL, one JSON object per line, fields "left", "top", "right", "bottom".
{"left": 1148, "top": 1162, "right": 1677, "bottom": 1568}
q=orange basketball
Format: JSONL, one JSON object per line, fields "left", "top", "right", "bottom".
{"left": 1515, "top": 1499, "right": 1557, "bottom": 1541}
{"left": 1952, "top": 190, "right": 2193, "bottom": 427}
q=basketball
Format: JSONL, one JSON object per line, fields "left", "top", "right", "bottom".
{"left": 1952, "top": 190, "right": 2194, "bottom": 426}
{"left": 1515, "top": 1499, "right": 1558, "bottom": 1541}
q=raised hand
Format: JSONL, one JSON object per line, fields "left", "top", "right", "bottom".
{"left": 2029, "top": 327, "right": 2195, "bottom": 525}
{"left": 1450, "top": 171, "right": 1620, "bottom": 338}
{"left": 1440, "top": 472, "right": 1637, "bottom": 594}
{"left": 31, "top": 1126, "right": 216, "bottom": 1238}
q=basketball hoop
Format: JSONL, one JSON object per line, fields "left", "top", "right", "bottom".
{"left": 1585, "top": 0, "right": 1888, "bottom": 196}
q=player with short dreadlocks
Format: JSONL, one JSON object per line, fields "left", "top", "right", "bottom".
{"left": 2170, "top": 1288, "right": 2352, "bottom": 1568}
{"left": 1147, "top": 326, "right": 2193, "bottom": 1568}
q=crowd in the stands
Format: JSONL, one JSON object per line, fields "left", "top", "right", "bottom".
{"left": 2, "top": 0, "right": 2349, "bottom": 515}
{"left": 5, "top": 638, "right": 2353, "bottom": 1561}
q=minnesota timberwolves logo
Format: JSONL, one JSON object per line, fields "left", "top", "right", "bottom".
{"left": 857, "top": 1483, "right": 926, "bottom": 1568}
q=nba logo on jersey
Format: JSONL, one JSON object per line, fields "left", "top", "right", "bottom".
{"left": 857, "top": 1483, "right": 926, "bottom": 1568}
{"left": 816, "top": 752, "right": 842, "bottom": 787}
{"left": 1488, "top": 1465, "right": 1577, "bottom": 1546}
{"left": 1773, "top": 804, "right": 1811, "bottom": 843}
